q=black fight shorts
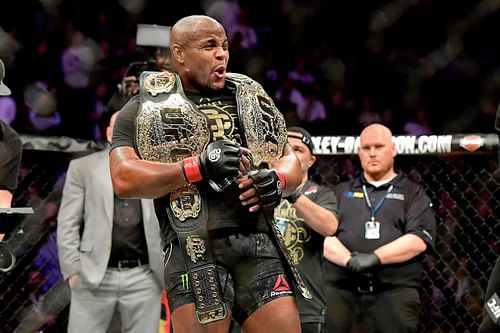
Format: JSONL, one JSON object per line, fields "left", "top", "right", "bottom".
{"left": 163, "top": 231, "right": 295, "bottom": 324}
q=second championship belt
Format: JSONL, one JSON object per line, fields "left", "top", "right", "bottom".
{"left": 136, "top": 71, "right": 228, "bottom": 324}
{"left": 227, "top": 73, "right": 312, "bottom": 299}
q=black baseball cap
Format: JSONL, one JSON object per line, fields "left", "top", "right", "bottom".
{"left": 287, "top": 126, "right": 314, "bottom": 153}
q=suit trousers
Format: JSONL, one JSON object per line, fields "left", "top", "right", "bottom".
{"left": 68, "top": 265, "right": 162, "bottom": 333}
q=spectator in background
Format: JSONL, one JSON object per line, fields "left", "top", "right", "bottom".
{"left": 60, "top": 30, "right": 96, "bottom": 91}
{"left": 227, "top": 31, "right": 253, "bottom": 75}
{"left": 0, "top": 88, "right": 16, "bottom": 125}
{"left": 357, "top": 96, "right": 382, "bottom": 128}
{"left": 59, "top": 30, "right": 97, "bottom": 139}
{"left": 106, "top": 61, "right": 148, "bottom": 115}
{"left": 205, "top": 0, "right": 242, "bottom": 34}
{"left": 226, "top": 11, "right": 258, "bottom": 50}
{"left": 287, "top": 57, "right": 316, "bottom": 92}
{"left": 403, "top": 106, "right": 432, "bottom": 136}
{"left": 296, "top": 84, "right": 328, "bottom": 128}
{"left": 23, "top": 82, "right": 61, "bottom": 136}
{"left": 323, "top": 123, "right": 436, "bottom": 333}
{"left": 275, "top": 75, "right": 306, "bottom": 116}
{"left": 57, "top": 111, "right": 164, "bottom": 333}
{"left": 274, "top": 127, "right": 338, "bottom": 333}
{"left": 90, "top": 81, "right": 110, "bottom": 140}
{"left": 275, "top": 86, "right": 301, "bottom": 127}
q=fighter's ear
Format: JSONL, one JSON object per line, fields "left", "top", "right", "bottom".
{"left": 171, "top": 43, "right": 184, "bottom": 64}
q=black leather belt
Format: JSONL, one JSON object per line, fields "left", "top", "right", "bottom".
{"left": 108, "top": 259, "right": 146, "bottom": 269}
{"left": 336, "top": 277, "right": 392, "bottom": 294}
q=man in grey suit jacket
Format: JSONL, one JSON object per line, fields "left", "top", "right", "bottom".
{"left": 57, "top": 111, "right": 163, "bottom": 333}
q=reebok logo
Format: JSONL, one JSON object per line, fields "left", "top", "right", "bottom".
{"left": 270, "top": 274, "right": 293, "bottom": 297}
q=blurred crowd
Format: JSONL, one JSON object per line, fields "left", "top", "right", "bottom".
{"left": 0, "top": 0, "right": 499, "bottom": 141}
{"left": 1, "top": 2, "right": 499, "bottom": 332}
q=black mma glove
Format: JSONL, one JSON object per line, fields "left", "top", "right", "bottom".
{"left": 248, "top": 169, "right": 286, "bottom": 208}
{"left": 182, "top": 140, "right": 242, "bottom": 192}
{"left": 346, "top": 252, "right": 381, "bottom": 273}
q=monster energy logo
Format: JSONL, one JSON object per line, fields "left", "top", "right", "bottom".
{"left": 181, "top": 273, "right": 189, "bottom": 290}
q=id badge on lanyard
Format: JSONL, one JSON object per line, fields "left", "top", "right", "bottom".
{"left": 365, "top": 219, "right": 381, "bottom": 239}
{"left": 362, "top": 184, "right": 393, "bottom": 240}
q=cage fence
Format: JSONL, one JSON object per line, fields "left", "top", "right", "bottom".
{"left": 0, "top": 136, "right": 498, "bottom": 333}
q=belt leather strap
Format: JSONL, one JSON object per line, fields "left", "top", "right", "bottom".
{"left": 167, "top": 196, "right": 227, "bottom": 324}
{"left": 137, "top": 71, "right": 226, "bottom": 324}
{"left": 225, "top": 73, "right": 311, "bottom": 299}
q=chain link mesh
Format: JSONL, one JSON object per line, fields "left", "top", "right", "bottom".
{"left": 0, "top": 149, "right": 498, "bottom": 332}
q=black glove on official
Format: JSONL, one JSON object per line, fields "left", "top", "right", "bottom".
{"left": 183, "top": 140, "right": 241, "bottom": 192}
{"left": 248, "top": 169, "right": 284, "bottom": 208}
{"left": 346, "top": 252, "right": 381, "bottom": 273}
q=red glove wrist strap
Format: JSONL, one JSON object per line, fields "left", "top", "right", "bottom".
{"left": 274, "top": 169, "right": 286, "bottom": 190}
{"left": 183, "top": 156, "right": 203, "bottom": 183}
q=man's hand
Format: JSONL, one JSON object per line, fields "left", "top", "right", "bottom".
{"left": 346, "top": 252, "right": 381, "bottom": 273}
{"left": 183, "top": 140, "right": 242, "bottom": 192}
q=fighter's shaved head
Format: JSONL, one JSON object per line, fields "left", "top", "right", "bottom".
{"left": 169, "top": 14, "right": 228, "bottom": 92}
{"left": 170, "top": 15, "right": 223, "bottom": 48}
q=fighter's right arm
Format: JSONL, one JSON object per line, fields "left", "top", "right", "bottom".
{"left": 109, "top": 147, "right": 187, "bottom": 199}
{"left": 110, "top": 139, "right": 244, "bottom": 198}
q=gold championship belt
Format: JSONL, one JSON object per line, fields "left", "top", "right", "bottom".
{"left": 136, "top": 71, "right": 227, "bottom": 324}
{"left": 226, "top": 73, "right": 286, "bottom": 168}
{"left": 136, "top": 71, "right": 207, "bottom": 222}
{"left": 226, "top": 73, "right": 312, "bottom": 299}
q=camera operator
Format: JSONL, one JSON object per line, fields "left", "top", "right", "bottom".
{"left": 107, "top": 61, "right": 150, "bottom": 114}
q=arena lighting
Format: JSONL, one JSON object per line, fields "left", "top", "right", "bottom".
{"left": 136, "top": 24, "right": 170, "bottom": 48}
{"left": 0, "top": 207, "right": 34, "bottom": 273}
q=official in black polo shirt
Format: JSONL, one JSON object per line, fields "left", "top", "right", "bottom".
{"left": 323, "top": 123, "right": 436, "bottom": 333}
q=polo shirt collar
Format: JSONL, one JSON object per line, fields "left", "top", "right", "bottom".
{"left": 354, "top": 172, "right": 406, "bottom": 189}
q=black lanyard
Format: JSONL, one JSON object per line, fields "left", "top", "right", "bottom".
{"left": 362, "top": 184, "right": 394, "bottom": 222}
